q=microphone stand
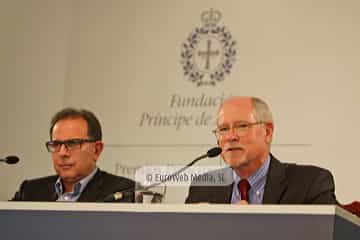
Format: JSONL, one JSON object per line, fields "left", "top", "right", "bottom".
{"left": 103, "top": 147, "right": 222, "bottom": 202}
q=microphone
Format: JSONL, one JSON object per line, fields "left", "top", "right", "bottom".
{"left": 207, "top": 147, "right": 222, "bottom": 157}
{"left": 143, "top": 146, "right": 222, "bottom": 190}
{"left": 103, "top": 147, "right": 222, "bottom": 202}
{"left": 102, "top": 190, "right": 135, "bottom": 202}
{"left": 0, "top": 156, "right": 20, "bottom": 165}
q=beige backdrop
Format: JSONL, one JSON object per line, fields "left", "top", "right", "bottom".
{"left": 1, "top": 0, "right": 359, "bottom": 203}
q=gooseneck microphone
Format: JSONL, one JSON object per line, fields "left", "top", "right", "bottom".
{"left": 0, "top": 156, "right": 20, "bottom": 165}
{"left": 143, "top": 146, "right": 222, "bottom": 190}
{"left": 103, "top": 147, "right": 222, "bottom": 202}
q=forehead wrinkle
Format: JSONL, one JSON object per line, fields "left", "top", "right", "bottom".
{"left": 51, "top": 118, "right": 89, "bottom": 141}
{"left": 217, "top": 98, "right": 255, "bottom": 125}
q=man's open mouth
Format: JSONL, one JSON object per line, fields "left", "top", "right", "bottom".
{"left": 226, "top": 147, "right": 243, "bottom": 152}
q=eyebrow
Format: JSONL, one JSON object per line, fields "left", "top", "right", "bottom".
{"left": 218, "top": 121, "right": 250, "bottom": 127}
{"left": 51, "top": 138, "right": 85, "bottom": 143}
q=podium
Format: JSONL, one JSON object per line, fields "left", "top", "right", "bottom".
{"left": 0, "top": 202, "right": 359, "bottom": 240}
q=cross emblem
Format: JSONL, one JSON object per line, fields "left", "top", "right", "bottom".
{"left": 198, "top": 39, "right": 220, "bottom": 70}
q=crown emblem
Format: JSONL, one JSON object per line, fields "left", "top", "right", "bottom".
{"left": 201, "top": 9, "right": 222, "bottom": 28}
{"left": 181, "top": 9, "right": 236, "bottom": 86}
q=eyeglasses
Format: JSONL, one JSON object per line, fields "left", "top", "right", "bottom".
{"left": 45, "top": 138, "right": 97, "bottom": 153}
{"left": 212, "top": 122, "right": 264, "bottom": 139}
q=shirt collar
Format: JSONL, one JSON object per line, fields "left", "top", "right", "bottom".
{"left": 55, "top": 167, "right": 98, "bottom": 197}
{"left": 232, "top": 155, "right": 271, "bottom": 189}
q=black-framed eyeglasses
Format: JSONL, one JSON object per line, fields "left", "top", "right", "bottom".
{"left": 45, "top": 138, "right": 97, "bottom": 153}
{"left": 212, "top": 122, "right": 265, "bottom": 139}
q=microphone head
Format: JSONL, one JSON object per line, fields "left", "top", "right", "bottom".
{"left": 206, "top": 147, "right": 222, "bottom": 158}
{"left": 5, "top": 156, "right": 20, "bottom": 164}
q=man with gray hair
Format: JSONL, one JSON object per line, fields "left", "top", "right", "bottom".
{"left": 186, "top": 97, "right": 337, "bottom": 204}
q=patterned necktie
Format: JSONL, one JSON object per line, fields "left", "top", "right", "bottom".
{"left": 238, "top": 179, "right": 251, "bottom": 202}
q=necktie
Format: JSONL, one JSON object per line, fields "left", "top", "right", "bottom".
{"left": 238, "top": 179, "right": 251, "bottom": 202}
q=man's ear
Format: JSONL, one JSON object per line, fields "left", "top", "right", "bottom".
{"left": 94, "top": 141, "right": 104, "bottom": 160}
{"left": 264, "top": 122, "right": 274, "bottom": 144}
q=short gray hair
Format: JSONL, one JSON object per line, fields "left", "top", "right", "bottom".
{"left": 251, "top": 97, "right": 273, "bottom": 123}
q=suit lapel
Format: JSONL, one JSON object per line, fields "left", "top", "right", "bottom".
{"left": 215, "top": 184, "right": 233, "bottom": 203}
{"left": 262, "top": 156, "right": 288, "bottom": 204}
{"left": 45, "top": 176, "right": 59, "bottom": 201}
{"left": 77, "top": 170, "right": 104, "bottom": 202}
{"left": 212, "top": 168, "right": 233, "bottom": 203}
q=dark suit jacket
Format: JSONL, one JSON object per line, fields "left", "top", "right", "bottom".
{"left": 12, "top": 169, "right": 135, "bottom": 202}
{"left": 186, "top": 155, "right": 337, "bottom": 204}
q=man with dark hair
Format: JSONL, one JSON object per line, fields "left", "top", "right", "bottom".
{"left": 13, "top": 108, "right": 134, "bottom": 202}
{"left": 186, "top": 97, "right": 337, "bottom": 204}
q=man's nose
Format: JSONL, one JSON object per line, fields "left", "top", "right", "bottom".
{"left": 224, "top": 128, "right": 240, "bottom": 141}
{"left": 58, "top": 144, "right": 70, "bottom": 156}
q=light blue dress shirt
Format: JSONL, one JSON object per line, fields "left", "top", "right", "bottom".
{"left": 231, "top": 156, "right": 271, "bottom": 204}
{"left": 55, "top": 167, "right": 98, "bottom": 202}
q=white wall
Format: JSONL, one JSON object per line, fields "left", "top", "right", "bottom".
{"left": 0, "top": 0, "right": 72, "bottom": 200}
{"left": 1, "top": 0, "right": 359, "bottom": 203}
